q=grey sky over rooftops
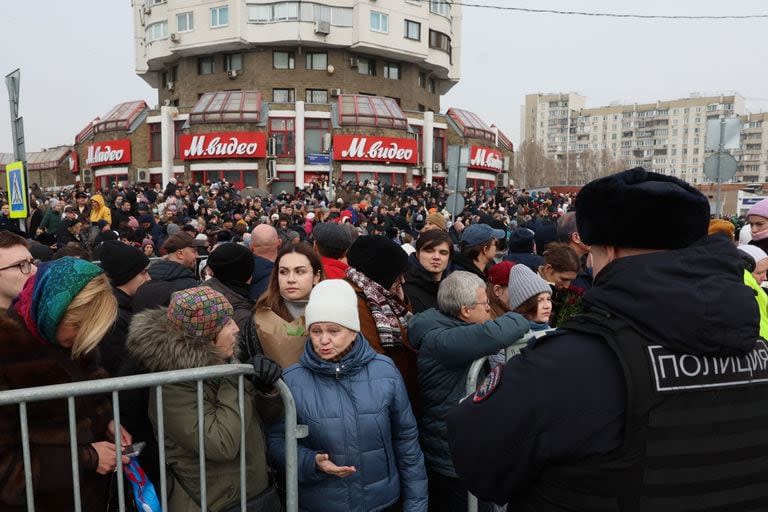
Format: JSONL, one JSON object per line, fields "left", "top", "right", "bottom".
{"left": 1, "top": 0, "right": 767, "bottom": 153}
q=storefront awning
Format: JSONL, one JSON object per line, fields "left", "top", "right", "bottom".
{"left": 94, "top": 101, "right": 148, "bottom": 133}
{"left": 447, "top": 107, "right": 495, "bottom": 142}
{"left": 190, "top": 91, "right": 262, "bottom": 124}
{"left": 338, "top": 94, "right": 407, "bottom": 129}
{"left": 493, "top": 125, "right": 514, "bottom": 152}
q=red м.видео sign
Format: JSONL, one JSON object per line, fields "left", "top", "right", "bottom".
{"left": 179, "top": 132, "right": 267, "bottom": 160}
{"left": 333, "top": 135, "right": 418, "bottom": 165}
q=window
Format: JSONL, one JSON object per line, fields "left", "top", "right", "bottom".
{"left": 198, "top": 56, "right": 215, "bottom": 75}
{"left": 190, "top": 91, "right": 262, "bottom": 124}
{"left": 225, "top": 54, "right": 242, "bottom": 71}
{"left": 434, "top": 128, "right": 446, "bottom": 164}
{"left": 383, "top": 62, "right": 400, "bottom": 80}
{"left": 305, "top": 52, "right": 327, "bottom": 70}
{"left": 150, "top": 121, "right": 182, "bottom": 161}
{"left": 273, "top": 51, "right": 295, "bottom": 69}
{"left": 161, "top": 66, "right": 177, "bottom": 87}
{"left": 418, "top": 73, "right": 426, "bottom": 89}
{"left": 358, "top": 57, "right": 376, "bottom": 76}
{"left": 146, "top": 21, "right": 169, "bottom": 42}
{"left": 272, "top": 88, "right": 295, "bottom": 103}
{"left": 176, "top": 12, "right": 194, "bottom": 32}
{"left": 305, "top": 118, "right": 331, "bottom": 154}
{"left": 429, "top": 30, "right": 451, "bottom": 53}
{"left": 210, "top": 5, "right": 229, "bottom": 27}
{"left": 305, "top": 89, "right": 328, "bottom": 103}
{"left": 404, "top": 19, "right": 420, "bottom": 40}
{"left": 269, "top": 118, "right": 295, "bottom": 157}
{"left": 428, "top": 78, "right": 436, "bottom": 93}
{"left": 248, "top": 2, "right": 353, "bottom": 27}
{"left": 430, "top": 0, "right": 450, "bottom": 16}
{"left": 338, "top": 94, "right": 407, "bottom": 129}
{"left": 370, "top": 11, "right": 389, "bottom": 33}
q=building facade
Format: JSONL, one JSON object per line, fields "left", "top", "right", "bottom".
{"left": 522, "top": 92, "right": 749, "bottom": 185}
{"left": 134, "top": 0, "right": 461, "bottom": 113}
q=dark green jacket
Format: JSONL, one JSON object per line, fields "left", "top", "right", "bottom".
{"left": 408, "top": 308, "right": 529, "bottom": 477}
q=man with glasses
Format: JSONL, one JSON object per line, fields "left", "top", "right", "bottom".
{"left": 407, "top": 270, "right": 529, "bottom": 512}
{"left": 0, "top": 231, "right": 36, "bottom": 315}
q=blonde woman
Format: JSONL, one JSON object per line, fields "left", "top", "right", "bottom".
{"left": 0, "top": 257, "right": 124, "bottom": 511}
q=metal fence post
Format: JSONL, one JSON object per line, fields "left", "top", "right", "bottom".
{"left": 275, "top": 379, "right": 300, "bottom": 512}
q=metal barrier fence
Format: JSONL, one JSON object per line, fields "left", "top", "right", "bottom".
{"left": 464, "top": 330, "right": 554, "bottom": 512}
{"left": 0, "top": 364, "right": 305, "bottom": 512}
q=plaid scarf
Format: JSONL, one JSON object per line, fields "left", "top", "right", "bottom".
{"left": 345, "top": 267, "right": 411, "bottom": 349}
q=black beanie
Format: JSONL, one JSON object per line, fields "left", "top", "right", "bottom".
{"left": 207, "top": 242, "right": 254, "bottom": 285}
{"left": 576, "top": 167, "right": 710, "bottom": 250}
{"left": 99, "top": 240, "right": 150, "bottom": 286}
{"left": 348, "top": 235, "right": 408, "bottom": 289}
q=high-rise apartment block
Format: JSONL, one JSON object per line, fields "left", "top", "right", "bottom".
{"left": 520, "top": 92, "right": 766, "bottom": 185}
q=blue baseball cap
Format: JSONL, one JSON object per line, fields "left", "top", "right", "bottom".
{"left": 461, "top": 224, "right": 506, "bottom": 247}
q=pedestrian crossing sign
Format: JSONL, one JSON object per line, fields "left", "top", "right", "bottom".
{"left": 5, "top": 161, "right": 28, "bottom": 219}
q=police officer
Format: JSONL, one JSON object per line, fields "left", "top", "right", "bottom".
{"left": 446, "top": 167, "right": 768, "bottom": 511}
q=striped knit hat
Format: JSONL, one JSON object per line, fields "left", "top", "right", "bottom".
{"left": 167, "top": 286, "right": 234, "bottom": 340}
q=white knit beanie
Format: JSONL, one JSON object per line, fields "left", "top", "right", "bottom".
{"left": 738, "top": 244, "right": 768, "bottom": 265}
{"left": 305, "top": 279, "right": 361, "bottom": 332}
{"left": 508, "top": 264, "right": 552, "bottom": 311}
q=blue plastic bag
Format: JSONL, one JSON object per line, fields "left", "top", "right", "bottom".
{"left": 124, "top": 458, "right": 162, "bottom": 512}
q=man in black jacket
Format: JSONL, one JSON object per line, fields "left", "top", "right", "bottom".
{"left": 132, "top": 232, "right": 198, "bottom": 312}
{"left": 97, "top": 240, "right": 150, "bottom": 376}
{"left": 447, "top": 167, "right": 768, "bottom": 511}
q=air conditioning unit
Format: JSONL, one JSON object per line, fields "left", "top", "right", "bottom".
{"left": 227, "top": 69, "right": 239, "bottom": 78}
{"left": 432, "top": 162, "right": 443, "bottom": 172}
{"left": 170, "top": 32, "right": 179, "bottom": 43}
{"left": 348, "top": 57, "right": 358, "bottom": 68}
{"left": 166, "top": 80, "right": 175, "bottom": 91}
{"left": 314, "top": 20, "right": 331, "bottom": 35}
{"left": 82, "top": 168, "right": 93, "bottom": 184}
{"left": 266, "top": 159, "right": 277, "bottom": 182}
{"left": 267, "top": 137, "right": 277, "bottom": 157}
{"left": 329, "top": 88, "right": 342, "bottom": 97}
{"left": 136, "top": 169, "right": 150, "bottom": 183}
{"left": 322, "top": 133, "right": 332, "bottom": 152}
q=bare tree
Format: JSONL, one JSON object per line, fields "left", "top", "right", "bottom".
{"left": 513, "top": 141, "right": 559, "bottom": 188}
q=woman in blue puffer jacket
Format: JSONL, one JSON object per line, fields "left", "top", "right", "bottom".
{"left": 268, "top": 279, "right": 428, "bottom": 512}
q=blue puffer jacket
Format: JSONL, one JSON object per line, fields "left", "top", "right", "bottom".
{"left": 267, "top": 334, "right": 428, "bottom": 512}
{"left": 408, "top": 308, "right": 530, "bottom": 478}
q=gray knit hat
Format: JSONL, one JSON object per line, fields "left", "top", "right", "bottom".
{"left": 507, "top": 264, "right": 551, "bottom": 311}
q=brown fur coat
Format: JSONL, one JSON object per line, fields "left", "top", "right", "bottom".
{"left": 0, "top": 314, "right": 114, "bottom": 511}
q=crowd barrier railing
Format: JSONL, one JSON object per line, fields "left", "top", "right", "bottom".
{"left": 0, "top": 364, "right": 305, "bottom": 512}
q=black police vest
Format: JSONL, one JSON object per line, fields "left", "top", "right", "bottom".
{"left": 518, "top": 311, "right": 768, "bottom": 512}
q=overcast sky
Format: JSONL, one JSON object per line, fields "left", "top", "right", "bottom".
{"left": 2, "top": 0, "right": 767, "bottom": 154}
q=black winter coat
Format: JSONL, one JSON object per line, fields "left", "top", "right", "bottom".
{"left": 132, "top": 260, "right": 198, "bottom": 312}
{"left": 98, "top": 287, "right": 134, "bottom": 377}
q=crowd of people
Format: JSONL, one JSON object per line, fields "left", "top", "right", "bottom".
{"left": 1, "top": 169, "right": 768, "bottom": 511}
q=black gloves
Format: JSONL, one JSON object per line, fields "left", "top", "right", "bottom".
{"left": 248, "top": 355, "right": 282, "bottom": 392}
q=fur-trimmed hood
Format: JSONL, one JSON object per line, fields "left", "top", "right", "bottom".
{"left": 127, "top": 308, "right": 236, "bottom": 372}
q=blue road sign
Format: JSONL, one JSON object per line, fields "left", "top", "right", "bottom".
{"left": 306, "top": 153, "right": 331, "bottom": 165}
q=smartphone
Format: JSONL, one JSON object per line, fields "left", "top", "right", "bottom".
{"left": 123, "top": 442, "right": 146, "bottom": 458}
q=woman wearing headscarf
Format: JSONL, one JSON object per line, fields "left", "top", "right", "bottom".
{"left": 0, "top": 257, "right": 124, "bottom": 511}
{"left": 127, "top": 286, "right": 283, "bottom": 512}
{"left": 268, "top": 279, "right": 427, "bottom": 512}
{"left": 244, "top": 243, "right": 324, "bottom": 368}
{"left": 346, "top": 235, "right": 419, "bottom": 411}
